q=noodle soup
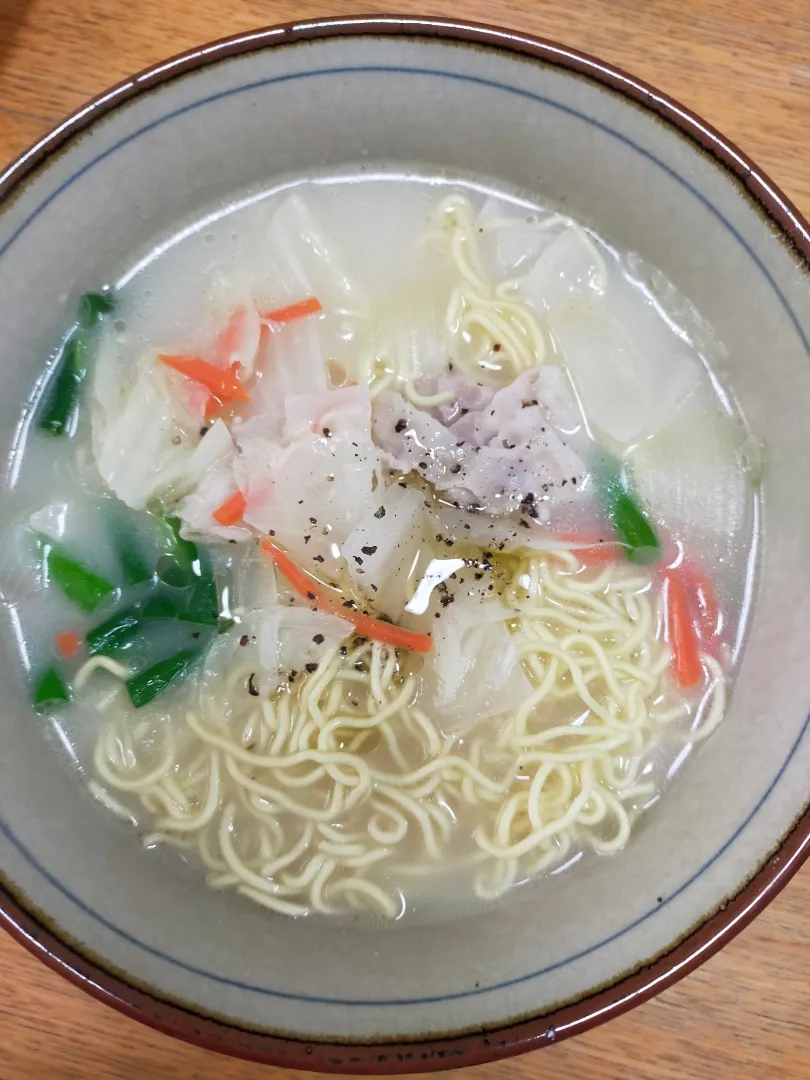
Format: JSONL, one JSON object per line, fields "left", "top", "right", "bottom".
{"left": 1, "top": 172, "right": 759, "bottom": 920}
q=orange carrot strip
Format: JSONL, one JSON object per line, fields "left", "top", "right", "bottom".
{"left": 681, "top": 561, "right": 720, "bottom": 639}
{"left": 261, "top": 297, "right": 322, "bottom": 325}
{"left": 213, "top": 306, "right": 247, "bottom": 366}
{"left": 260, "top": 538, "right": 433, "bottom": 654}
{"left": 160, "top": 355, "right": 250, "bottom": 403}
{"left": 665, "top": 570, "right": 702, "bottom": 688}
{"left": 558, "top": 533, "right": 623, "bottom": 566}
{"left": 212, "top": 491, "right": 247, "bottom": 527}
{"left": 56, "top": 630, "right": 81, "bottom": 658}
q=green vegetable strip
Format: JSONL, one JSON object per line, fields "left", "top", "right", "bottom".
{"left": 156, "top": 515, "right": 199, "bottom": 588}
{"left": 86, "top": 609, "right": 141, "bottom": 657}
{"left": 118, "top": 542, "right": 153, "bottom": 587}
{"left": 39, "top": 536, "right": 116, "bottom": 613}
{"left": 38, "top": 335, "right": 88, "bottom": 436}
{"left": 33, "top": 667, "right": 71, "bottom": 713}
{"left": 181, "top": 551, "right": 219, "bottom": 626}
{"left": 126, "top": 649, "right": 201, "bottom": 709}
{"left": 79, "top": 290, "right": 116, "bottom": 327}
{"left": 141, "top": 595, "right": 184, "bottom": 619}
{"left": 595, "top": 457, "right": 660, "bottom": 565}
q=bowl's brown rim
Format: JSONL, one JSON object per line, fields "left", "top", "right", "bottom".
{"left": 2, "top": 13, "right": 810, "bottom": 1074}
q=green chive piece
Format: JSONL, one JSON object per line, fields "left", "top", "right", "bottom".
{"left": 33, "top": 667, "right": 71, "bottom": 713}
{"left": 126, "top": 649, "right": 201, "bottom": 709}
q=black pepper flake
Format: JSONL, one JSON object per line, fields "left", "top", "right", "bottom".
{"left": 191, "top": 631, "right": 200, "bottom": 639}
{"left": 371, "top": 583, "right": 378, "bottom": 592}
{"left": 312, "top": 554, "right": 325, "bottom": 563}
{"left": 199, "top": 426, "right": 209, "bottom": 436}
{"left": 521, "top": 399, "right": 538, "bottom": 409}
{"left": 309, "top": 517, "right": 318, "bottom": 525}
{"left": 305, "top": 662, "right": 318, "bottom": 673}
{"left": 418, "top": 461, "right": 428, "bottom": 469}
{"left": 239, "top": 635, "right": 250, "bottom": 646}
{"left": 228, "top": 538, "right": 237, "bottom": 544}
{"left": 398, "top": 481, "right": 407, "bottom": 488}
{"left": 463, "top": 523, "right": 471, "bottom": 530}
{"left": 519, "top": 519, "right": 530, "bottom": 529}
{"left": 459, "top": 408, "right": 469, "bottom": 417}
{"left": 353, "top": 556, "right": 363, "bottom": 566}
{"left": 304, "top": 535, "right": 311, "bottom": 544}
{"left": 439, "top": 593, "right": 455, "bottom": 608}
{"left": 298, "top": 499, "right": 304, "bottom": 505}
{"left": 306, "top": 591, "right": 316, "bottom": 600}
{"left": 572, "top": 476, "right": 578, "bottom": 484}
{"left": 502, "top": 439, "right": 516, "bottom": 450}
{"left": 312, "top": 633, "right": 325, "bottom": 644}
{"left": 394, "top": 418, "right": 407, "bottom": 433}
{"left": 474, "top": 572, "right": 484, "bottom": 581}
{"left": 449, "top": 463, "right": 462, "bottom": 474}
{"left": 339, "top": 646, "right": 348, "bottom": 655}
{"left": 268, "top": 529, "right": 276, "bottom": 536}
{"left": 361, "top": 545, "right": 378, "bottom": 556}
{"left": 247, "top": 673, "right": 259, "bottom": 696}
{"left": 322, "top": 427, "right": 331, "bottom": 438}
{"left": 343, "top": 599, "right": 356, "bottom": 609}
{"left": 493, "top": 343, "right": 502, "bottom": 352}
{"left": 374, "top": 506, "right": 386, "bottom": 519}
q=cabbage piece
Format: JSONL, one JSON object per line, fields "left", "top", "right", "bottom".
{"left": 233, "top": 544, "right": 278, "bottom": 614}
{"left": 244, "top": 605, "right": 353, "bottom": 674}
{"left": 234, "top": 316, "right": 329, "bottom": 444}
{"left": 477, "top": 196, "right": 560, "bottom": 278}
{"left": 342, "top": 484, "right": 426, "bottom": 616}
{"left": 627, "top": 404, "right": 754, "bottom": 556}
{"left": 520, "top": 227, "right": 605, "bottom": 312}
{"left": 239, "top": 386, "right": 381, "bottom": 571}
{"left": 524, "top": 245, "right": 702, "bottom": 447}
{"left": 420, "top": 597, "right": 532, "bottom": 734}
{"left": 257, "top": 193, "right": 368, "bottom": 317}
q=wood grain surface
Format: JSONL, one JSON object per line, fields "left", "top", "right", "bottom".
{"left": 1, "top": 1, "right": 809, "bottom": 1077}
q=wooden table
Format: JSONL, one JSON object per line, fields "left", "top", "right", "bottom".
{"left": 1, "top": 1, "right": 809, "bottom": 1077}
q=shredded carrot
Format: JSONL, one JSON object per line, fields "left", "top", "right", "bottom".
{"left": 664, "top": 570, "right": 702, "bottom": 688}
{"left": 160, "top": 355, "right": 250, "bottom": 404}
{"left": 56, "top": 630, "right": 81, "bottom": 658}
{"left": 212, "top": 491, "right": 247, "bottom": 527}
{"left": 261, "top": 297, "right": 322, "bottom": 325}
{"left": 213, "top": 306, "right": 249, "bottom": 366}
{"left": 260, "top": 538, "right": 433, "bottom": 654}
{"left": 559, "top": 533, "right": 622, "bottom": 566}
{"left": 681, "top": 561, "right": 720, "bottom": 639}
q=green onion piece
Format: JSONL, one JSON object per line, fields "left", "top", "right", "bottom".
{"left": 595, "top": 456, "right": 660, "bottom": 565}
{"left": 33, "top": 667, "right": 71, "bottom": 713}
{"left": 86, "top": 609, "right": 141, "bottom": 657}
{"left": 141, "top": 595, "right": 184, "bottom": 619}
{"left": 180, "top": 552, "right": 219, "bottom": 626}
{"left": 39, "top": 535, "right": 116, "bottom": 613}
{"left": 38, "top": 334, "right": 88, "bottom": 436}
{"left": 126, "top": 649, "right": 201, "bottom": 709}
{"left": 79, "top": 290, "right": 117, "bottom": 327}
{"left": 118, "top": 543, "right": 153, "bottom": 587}
{"left": 156, "top": 515, "right": 198, "bottom": 588}
{"left": 611, "top": 490, "right": 660, "bottom": 563}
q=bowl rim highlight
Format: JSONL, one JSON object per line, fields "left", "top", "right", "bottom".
{"left": 1, "top": 13, "right": 810, "bottom": 1074}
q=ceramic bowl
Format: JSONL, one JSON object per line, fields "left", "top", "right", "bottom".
{"left": 1, "top": 15, "right": 810, "bottom": 1073}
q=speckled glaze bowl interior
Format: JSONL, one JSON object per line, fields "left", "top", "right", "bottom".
{"left": 1, "top": 16, "right": 810, "bottom": 1073}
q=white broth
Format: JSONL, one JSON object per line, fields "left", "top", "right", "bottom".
{"left": 0, "top": 170, "right": 759, "bottom": 921}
